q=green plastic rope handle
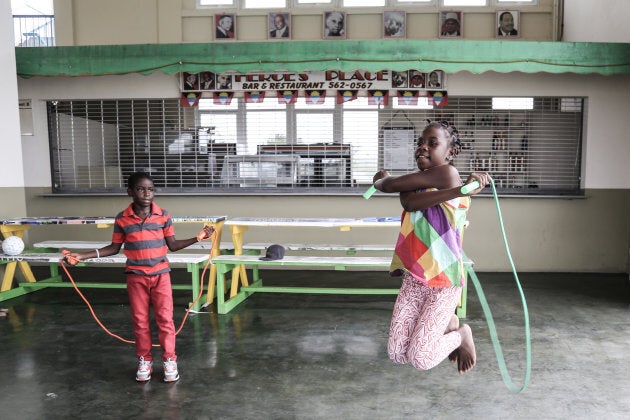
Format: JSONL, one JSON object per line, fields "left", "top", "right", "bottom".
{"left": 467, "top": 177, "right": 531, "bottom": 393}
{"left": 460, "top": 180, "right": 480, "bottom": 194}
{"left": 363, "top": 185, "right": 377, "bottom": 199}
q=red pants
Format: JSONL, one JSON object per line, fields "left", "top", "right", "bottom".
{"left": 126, "top": 272, "right": 177, "bottom": 362}
{"left": 388, "top": 272, "right": 461, "bottom": 370}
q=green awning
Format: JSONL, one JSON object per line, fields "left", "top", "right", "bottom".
{"left": 15, "top": 40, "right": 630, "bottom": 78}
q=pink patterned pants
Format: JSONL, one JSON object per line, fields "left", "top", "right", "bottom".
{"left": 388, "top": 272, "right": 462, "bottom": 370}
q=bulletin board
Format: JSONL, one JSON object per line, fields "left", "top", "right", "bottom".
{"left": 380, "top": 126, "right": 416, "bottom": 171}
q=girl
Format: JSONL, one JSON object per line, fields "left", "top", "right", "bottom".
{"left": 373, "top": 121, "right": 489, "bottom": 374}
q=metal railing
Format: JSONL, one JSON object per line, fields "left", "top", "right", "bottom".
{"left": 13, "top": 15, "right": 55, "bottom": 47}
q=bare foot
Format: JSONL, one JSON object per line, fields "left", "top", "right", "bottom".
{"left": 456, "top": 324, "right": 476, "bottom": 374}
{"left": 445, "top": 314, "right": 459, "bottom": 333}
{"left": 446, "top": 314, "right": 460, "bottom": 363}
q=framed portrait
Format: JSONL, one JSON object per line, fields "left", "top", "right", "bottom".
{"left": 215, "top": 13, "right": 236, "bottom": 41}
{"left": 408, "top": 70, "right": 425, "bottom": 88}
{"left": 215, "top": 73, "right": 233, "bottom": 91}
{"left": 268, "top": 12, "right": 291, "bottom": 40}
{"left": 323, "top": 11, "right": 346, "bottom": 40}
{"left": 496, "top": 10, "right": 520, "bottom": 38}
{"left": 391, "top": 71, "right": 408, "bottom": 89}
{"left": 383, "top": 11, "right": 406, "bottom": 38}
{"left": 439, "top": 11, "right": 463, "bottom": 38}
{"left": 426, "top": 70, "right": 445, "bottom": 90}
{"left": 182, "top": 72, "right": 199, "bottom": 92}
{"left": 199, "top": 71, "right": 215, "bottom": 91}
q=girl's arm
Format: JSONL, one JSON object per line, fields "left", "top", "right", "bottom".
{"left": 399, "top": 188, "right": 462, "bottom": 212}
{"left": 374, "top": 164, "right": 460, "bottom": 194}
{"left": 400, "top": 172, "right": 490, "bottom": 212}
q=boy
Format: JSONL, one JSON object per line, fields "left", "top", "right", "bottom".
{"left": 65, "top": 172, "right": 214, "bottom": 382}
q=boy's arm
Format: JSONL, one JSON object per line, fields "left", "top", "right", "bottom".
{"left": 165, "top": 236, "right": 197, "bottom": 252}
{"left": 64, "top": 242, "right": 122, "bottom": 264}
{"left": 165, "top": 225, "right": 214, "bottom": 252}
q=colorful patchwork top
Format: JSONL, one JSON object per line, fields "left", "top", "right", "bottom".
{"left": 390, "top": 189, "right": 470, "bottom": 287}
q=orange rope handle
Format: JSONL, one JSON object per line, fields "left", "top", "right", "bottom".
{"left": 60, "top": 230, "right": 215, "bottom": 347}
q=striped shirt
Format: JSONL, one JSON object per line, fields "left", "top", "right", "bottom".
{"left": 112, "top": 202, "right": 175, "bottom": 275}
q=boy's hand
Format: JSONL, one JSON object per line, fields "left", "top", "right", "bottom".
{"left": 62, "top": 250, "right": 81, "bottom": 266}
{"left": 197, "top": 225, "right": 215, "bottom": 241}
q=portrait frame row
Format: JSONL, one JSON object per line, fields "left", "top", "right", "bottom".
{"left": 213, "top": 10, "right": 521, "bottom": 41}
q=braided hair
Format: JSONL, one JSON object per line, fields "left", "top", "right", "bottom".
{"left": 423, "top": 119, "right": 462, "bottom": 162}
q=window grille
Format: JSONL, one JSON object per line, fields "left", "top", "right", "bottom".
{"left": 47, "top": 96, "right": 582, "bottom": 195}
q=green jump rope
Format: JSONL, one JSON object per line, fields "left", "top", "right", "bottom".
{"left": 364, "top": 179, "right": 532, "bottom": 393}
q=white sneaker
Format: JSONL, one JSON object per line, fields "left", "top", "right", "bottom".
{"left": 136, "top": 356, "right": 153, "bottom": 382}
{"left": 163, "top": 358, "right": 180, "bottom": 383}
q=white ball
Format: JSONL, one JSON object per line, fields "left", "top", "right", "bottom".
{"left": 2, "top": 236, "right": 25, "bottom": 256}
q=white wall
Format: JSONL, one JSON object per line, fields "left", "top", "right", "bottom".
{"left": 564, "top": 0, "right": 630, "bottom": 42}
{"left": 0, "top": 1, "right": 25, "bottom": 189}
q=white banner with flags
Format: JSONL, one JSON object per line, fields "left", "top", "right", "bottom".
{"left": 181, "top": 70, "right": 446, "bottom": 93}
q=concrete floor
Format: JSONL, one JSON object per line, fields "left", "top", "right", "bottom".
{"left": 0, "top": 267, "right": 629, "bottom": 420}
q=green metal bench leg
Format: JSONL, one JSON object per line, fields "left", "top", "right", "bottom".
{"left": 1, "top": 261, "right": 65, "bottom": 302}
{"left": 187, "top": 262, "right": 203, "bottom": 312}
{"left": 215, "top": 263, "right": 262, "bottom": 314}
{"left": 457, "top": 264, "right": 475, "bottom": 319}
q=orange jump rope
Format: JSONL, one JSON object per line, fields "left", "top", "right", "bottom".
{"left": 60, "top": 230, "right": 215, "bottom": 347}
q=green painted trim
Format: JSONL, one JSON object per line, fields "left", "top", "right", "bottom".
{"left": 240, "top": 286, "right": 399, "bottom": 294}
{"left": 18, "top": 282, "right": 192, "bottom": 290}
{"left": 212, "top": 257, "right": 390, "bottom": 268}
{"left": 0, "top": 286, "right": 38, "bottom": 301}
{"left": 16, "top": 40, "right": 630, "bottom": 77}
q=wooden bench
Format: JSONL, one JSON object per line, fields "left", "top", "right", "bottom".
{"left": 0, "top": 252, "right": 212, "bottom": 311}
{"left": 33, "top": 240, "right": 237, "bottom": 252}
{"left": 33, "top": 240, "right": 394, "bottom": 254}
{"left": 211, "top": 254, "right": 471, "bottom": 318}
{"left": 31, "top": 240, "right": 396, "bottom": 302}
{"left": 241, "top": 243, "right": 395, "bottom": 255}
